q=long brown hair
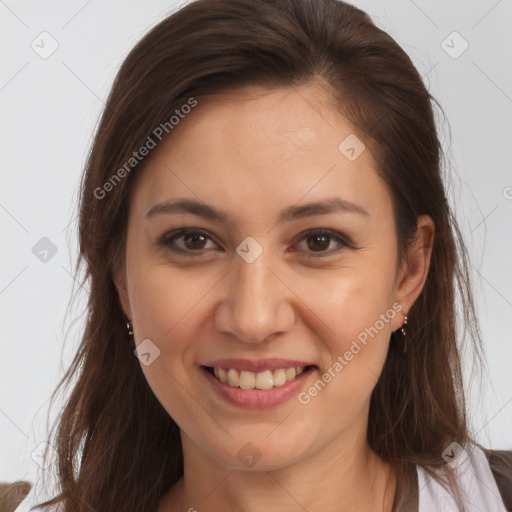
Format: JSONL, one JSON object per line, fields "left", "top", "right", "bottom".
{"left": 34, "top": 0, "right": 486, "bottom": 510}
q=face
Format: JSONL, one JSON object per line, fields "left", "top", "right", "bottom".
{"left": 116, "top": 83, "right": 430, "bottom": 471}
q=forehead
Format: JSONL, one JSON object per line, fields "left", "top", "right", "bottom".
{"left": 129, "top": 83, "right": 393, "bottom": 226}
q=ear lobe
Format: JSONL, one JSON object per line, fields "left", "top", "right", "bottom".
{"left": 395, "top": 214, "right": 435, "bottom": 315}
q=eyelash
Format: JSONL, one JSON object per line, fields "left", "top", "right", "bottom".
{"left": 158, "top": 228, "right": 355, "bottom": 257}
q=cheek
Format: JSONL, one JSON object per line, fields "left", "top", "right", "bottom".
{"left": 304, "top": 259, "right": 397, "bottom": 351}
{"left": 129, "top": 264, "right": 215, "bottom": 342}
{"left": 296, "top": 274, "right": 396, "bottom": 428}
{"left": 296, "top": 256, "right": 398, "bottom": 414}
{"left": 127, "top": 266, "right": 214, "bottom": 430}
{"left": 127, "top": 265, "right": 208, "bottom": 391}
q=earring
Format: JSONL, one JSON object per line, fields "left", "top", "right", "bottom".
{"left": 400, "top": 314, "right": 408, "bottom": 353}
{"left": 126, "top": 321, "right": 134, "bottom": 336}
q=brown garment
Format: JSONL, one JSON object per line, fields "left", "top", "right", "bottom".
{"left": 486, "top": 449, "right": 512, "bottom": 511}
{"left": 0, "top": 481, "right": 31, "bottom": 512}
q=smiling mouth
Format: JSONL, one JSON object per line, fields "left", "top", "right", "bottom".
{"left": 202, "top": 365, "right": 317, "bottom": 390}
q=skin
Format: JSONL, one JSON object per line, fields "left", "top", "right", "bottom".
{"left": 114, "top": 82, "right": 434, "bottom": 511}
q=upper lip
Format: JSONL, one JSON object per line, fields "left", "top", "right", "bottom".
{"left": 200, "top": 358, "right": 316, "bottom": 372}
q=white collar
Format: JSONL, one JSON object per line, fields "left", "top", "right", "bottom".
{"left": 417, "top": 443, "right": 507, "bottom": 511}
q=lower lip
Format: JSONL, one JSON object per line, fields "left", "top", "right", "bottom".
{"left": 201, "top": 367, "right": 315, "bottom": 409}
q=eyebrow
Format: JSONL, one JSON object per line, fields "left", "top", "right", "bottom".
{"left": 145, "top": 196, "right": 369, "bottom": 223}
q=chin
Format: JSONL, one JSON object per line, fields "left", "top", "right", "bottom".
{"left": 200, "top": 434, "right": 311, "bottom": 472}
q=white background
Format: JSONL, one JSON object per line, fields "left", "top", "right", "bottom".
{"left": 1, "top": 0, "right": 511, "bottom": 491}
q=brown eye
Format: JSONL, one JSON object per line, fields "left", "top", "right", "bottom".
{"left": 160, "top": 228, "right": 353, "bottom": 257}
{"left": 160, "top": 229, "right": 218, "bottom": 254}
{"left": 182, "top": 232, "right": 208, "bottom": 250}
{"left": 295, "top": 229, "right": 352, "bottom": 256}
{"left": 305, "top": 233, "right": 332, "bottom": 252}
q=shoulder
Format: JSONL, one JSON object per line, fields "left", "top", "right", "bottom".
{"left": 0, "top": 481, "right": 31, "bottom": 511}
{"left": 4, "top": 480, "right": 55, "bottom": 512}
{"left": 481, "top": 447, "right": 512, "bottom": 511}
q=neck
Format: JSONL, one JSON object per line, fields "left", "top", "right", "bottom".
{"left": 160, "top": 428, "right": 397, "bottom": 512}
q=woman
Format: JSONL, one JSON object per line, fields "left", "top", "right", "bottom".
{"left": 18, "top": 0, "right": 512, "bottom": 511}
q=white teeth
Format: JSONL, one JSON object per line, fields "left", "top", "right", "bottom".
{"left": 273, "top": 368, "right": 287, "bottom": 386}
{"left": 239, "top": 370, "right": 256, "bottom": 389}
{"left": 255, "top": 370, "right": 274, "bottom": 390}
{"left": 227, "top": 368, "right": 239, "bottom": 387}
{"left": 285, "top": 367, "right": 296, "bottom": 381}
{"left": 218, "top": 367, "right": 228, "bottom": 383}
{"left": 210, "top": 366, "right": 308, "bottom": 389}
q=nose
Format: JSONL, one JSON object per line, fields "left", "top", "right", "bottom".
{"left": 214, "top": 249, "right": 295, "bottom": 345}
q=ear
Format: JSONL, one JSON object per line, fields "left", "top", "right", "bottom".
{"left": 393, "top": 214, "right": 435, "bottom": 327}
{"left": 112, "top": 262, "right": 133, "bottom": 321}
